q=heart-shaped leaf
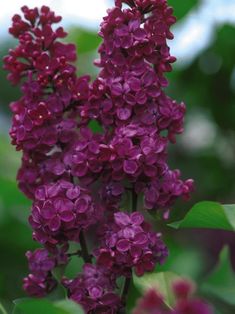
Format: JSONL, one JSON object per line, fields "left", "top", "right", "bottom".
{"left": 168, "top": 201, "right": 235, "bottom": 231}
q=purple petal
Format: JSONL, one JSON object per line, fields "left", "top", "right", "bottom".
{"left": 59, "top": 210, "right": 74, "bottom": 222}
{"left": 35, "top": 186, "right": 46, "bottom": 201}
{"left": 88, "top": 286, "right": 103, "bottom": 299}
{"left": 117, "top": 107, "right": 131, "bottom": 121}
{"left": 123, "top": 160, "right": 138, "bottom": 175}
{"left": 129, "top": 19, "right": 140, "bottom": 31}
{"left": 123, "top": 227, "right": 135, "bottom": 239}
{"left": 131, "top": 212, "right": 144, "bottom": 225}
{"left": 111, "top": 83, "right": 123, "bottom": 96}
{"left": 75, "top": 198, "right": 88, "bottom": 213}
{"left": 49, "top": 216, "right": 61, "bottom": 231}
{"left": 134, "top": 232, "right": 148, "bottom": 245}
{"left": 114, "top": 212, "right": 130, "bottom": 226}
{"left": 133, "top": 28, "right": 146, "bottom": 40}
{"left": 41, "top": 208, "right": 54, "bottom": 220}
{"left": 116, "top": 239, "right": 130, "bottom": 252}
{"left": 130, "top": 245, "right": 142, "bottom": 258}
{"left": 111, "top": 183, "right": 124, "bottom": 196}
{"left": 128, "top": 77, "right": 141, "bottom": 92}
{"left": 66, "top": 186, "right": 80, "bottom": 200}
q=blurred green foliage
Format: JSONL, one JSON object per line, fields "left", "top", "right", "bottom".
{"left": 168, "top": 0, "right": 198, "bottom": 19}
{"left": 13, "top": 299, "right": 83, "bottom": 314}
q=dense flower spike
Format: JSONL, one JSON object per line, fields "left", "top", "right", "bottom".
{"left": 4, "top": 1, "right": 195, "bottom": 313}
{"left": 4, "top": 5, "right": 89, "bottom": 197}
{"left": 81, "top": 0, "right": 194, "bottom": 211}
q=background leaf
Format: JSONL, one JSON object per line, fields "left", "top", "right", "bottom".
{"left": 168, "top": 201, "right": 235, "bottom": 231}
{"left": 0, "top": 302, "right": 8, "bottom": 314}
{"left": 54, "top": 300, "right": 84, "bottom": 314}
{"left": 201, "top": 247, "right": 235, "bottom": 306}
{"left": 13, "top": 299, "right": 65, "bottom": 314}
{"left": 13, "top": 298, "right": 84, "bottom": 314}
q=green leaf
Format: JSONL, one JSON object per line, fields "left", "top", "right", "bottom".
{"left": 68, "top": 27, "right": 101, "bottom": 54}
{"left": 54, "top": 300, "right": 84, "bottom": 314}
{"left": 126, "top": 279, "right": 142, "bottom": 313}
{"left": 12, "top": 299, "right": 84, "bottom": 314}
{"left": 13, "top": 298, "right": 63, "bottom": 314}
{"left": 88, "top": 120, "right": 103, "bottom": 133}
{"left": 157, "top": 240, "right": 204, "bottom": 281}
{"left": 133, "top": 271, "right": 181, "bottom": 308}
{"left": 201, "top": 247, "right": 235, "bottom": 305}
{"left": 168, "top": 0, "right": 198, "bottom": 19}
{"left": 168, "top": 201, "right": 235, "bottom": 231}
{"left": 13, "top": 299, "right": 65, "bottom": 314}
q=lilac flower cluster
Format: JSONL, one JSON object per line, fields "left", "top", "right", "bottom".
{"left": 30, "top": 180, "right": 102, "bottom": 245}
{"left": 96, "top": 212, "right": 168, "bottom": 276}
{"left": 4, "top": 1, "right": 194, "bottom": 313}
{"left": 133, "top": 279, "right": 214, "bottom": 314}
{"left": 23, "top": 248, "right": 57, "bottom": 297}
{"left": 83, "top": 0, "right": 194, "bottom": 211}
{"left": 64, "top": 264, "right": 120, "bottom": 313}
{"left": 4, "top": 5, "right": 89, "bottom": 198}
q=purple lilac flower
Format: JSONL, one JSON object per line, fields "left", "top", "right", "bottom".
{"left": 29, "top": 180, "right": 102, "bottom": 245}
{"left": 82, "top": 0, "right": 194, "bottom": 212}
{"left": 4, "top": 5, "right": 90, "bottom": 198}
{"left": 23, "top": 248, "right": 57, "bottom": 297}
{"left": 26, "top": 248, "right": 55, "bottom": 276}
{"left": 23, "top": 273, "right": 57, "bottom": 297}
{"left": 4, "top": 1, "right": 195, "bottom": 313}
{"left": 96, "top": 212, "right": 168, "bottom": 276}
{"left": 64, "top": 264, "right": 121, "bottom": 313}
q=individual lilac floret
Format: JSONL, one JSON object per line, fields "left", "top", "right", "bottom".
{"left": 96, "top": 212, "right": 168, "bottom": 276}
{"left": 29, "top": 180, "right": 102, "bottom": 245}
{"left": 23, "top": 248, "right": 57, "bottom": 297}
{"left": 64, "top": 264, "right": 121, "bottom": 313}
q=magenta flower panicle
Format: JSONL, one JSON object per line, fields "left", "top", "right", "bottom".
{"left": 4, "top": 1, "right": 195, "bottom": 313}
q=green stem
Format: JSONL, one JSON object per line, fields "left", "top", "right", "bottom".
{"left": 121, "top": 189, "right": 138, "bottom": 307}
{"left": 131, "top": 189, "right": 138, "bottom": 212}
{"left": 121, "top": 272, "right": 132, "bottom": 305}
{"left": 79, "top": 230, "right": 92, "bottom": 263}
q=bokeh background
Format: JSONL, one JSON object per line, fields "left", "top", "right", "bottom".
{"left": 1, "top": 0, "right": 235, "bottom": 313}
